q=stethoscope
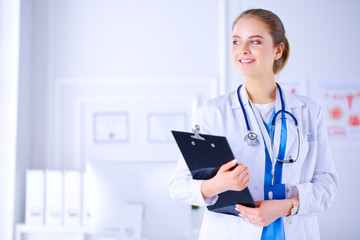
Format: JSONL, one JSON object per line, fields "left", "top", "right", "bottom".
{"left": 237, "top": 83, "right": 301, "bottom": 165}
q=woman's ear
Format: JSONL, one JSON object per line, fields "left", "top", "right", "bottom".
{"left": 274, "top": 42, "right": 284, "bottom": 60}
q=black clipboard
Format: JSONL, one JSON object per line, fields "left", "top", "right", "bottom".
{"left": 172, "top": 126, "right": 255, "bottom": 216}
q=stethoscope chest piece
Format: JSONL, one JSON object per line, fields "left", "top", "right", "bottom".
{"left": 244, "top": 131, "right": 259, "bottom": 146}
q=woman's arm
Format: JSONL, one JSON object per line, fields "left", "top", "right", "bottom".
{"left": 169, "top": 157, "right": 250, "bottom": 207}
{"left": 169, "top": 155, "right": 217, "bottom": 207}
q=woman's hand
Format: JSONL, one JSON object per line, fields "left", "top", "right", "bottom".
{"left": 201, "top": 159, "right": 250, "bottom": 200}
{"left": 235, "top": 199, "right": 294, "bottom": 227}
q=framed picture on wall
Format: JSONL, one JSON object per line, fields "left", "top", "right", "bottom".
{"left": 147, "top": 112, "right": 187, "bottom": 143}
{"left": 93, "top": 112, "right": 130, "bottom": 144}
{"left": 80, "top": 96, "right": 197, "bottom": 162}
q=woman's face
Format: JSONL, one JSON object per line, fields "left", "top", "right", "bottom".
{"left": 231, "top": 17, "right": 282, "bottom": 79}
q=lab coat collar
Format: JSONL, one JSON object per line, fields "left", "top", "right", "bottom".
{"left": 230, "top": 84, "right": 248, "bottom": 109}
{"left": 281, "top": 87, "right": 305, "bottom": 109}
{"left": 230, "top": 83, "right": 305, "bottom": 110}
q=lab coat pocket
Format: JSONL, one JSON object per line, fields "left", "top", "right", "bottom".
{"left": 282, "top": 137, "right": 311, "bottom": 183}
{"left": 306, "top": 131, "right": 316, "bottom": 142}
{"left": 284, "top": 131, "right": 318, "bottom": 184}
{"left": 297, "top": 127, "right": 317, "bottom": 161}
{"left": 302, "top": 130, "right": 317, "bottom": 160}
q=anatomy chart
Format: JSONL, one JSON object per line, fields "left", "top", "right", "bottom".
{"left": 320, "top": 83, "right": 360, "bottom": 139}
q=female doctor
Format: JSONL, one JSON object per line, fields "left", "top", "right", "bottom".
{"left": 169, "top": 8, "right": 338, "bottom": 240}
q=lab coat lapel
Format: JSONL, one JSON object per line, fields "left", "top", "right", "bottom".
{"left": 236, "top": 85, "right": 264, "bottom": 146}
{"left": 280, "top": 88, "right": 305, "bottom": 165}
{"left": 231, "top": 86, "right": 266, "bottom": 199}
{"left": 273, "top": 88, "right": 283, "bottom": 161}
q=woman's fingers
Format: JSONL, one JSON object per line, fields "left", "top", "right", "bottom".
{"left": 236, "top": 203, "right": 258, "bottom": 214}
{"left": 215, "top": 160, "right": 250, "bottom": 192}
{"left": 231, "top": 163, "right": 246, "bottom": 174}
{"left": 235, "top": 204, "right": 258, "bottom": 223}
{"left": 232, "top": 164, "right": 250, "bottom": 189}
{"left": 237, "top": 166, "right": 249, "bottom": 180}
{"left": 235, "top": 204, "right": 250, "bottom": 219}
{"left": 219, "top": 159, "right": 238, "bottom": 173}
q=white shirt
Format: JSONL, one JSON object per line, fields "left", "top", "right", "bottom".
{"left": 254, "top": 102, "right": 275, "bottom": 124}
{"left": 169, "top": 86, "right": 339, "bottom": 240}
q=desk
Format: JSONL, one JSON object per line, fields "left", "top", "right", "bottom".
{"left": 15, "top": 224, "right": 92, "bottom": 240}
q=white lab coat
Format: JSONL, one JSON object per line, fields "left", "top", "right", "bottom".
{"left": 169, "top": 86, "right": 339, "bottom": 240}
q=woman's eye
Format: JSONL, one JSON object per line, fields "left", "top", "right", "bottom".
{"left": 232, "top": 40, "right": 240, "bottom": 45}
{"left": 251, "top": 40, "right": 261, "bottom": 44}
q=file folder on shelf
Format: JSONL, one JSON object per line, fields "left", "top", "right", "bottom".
{"left": 63, "top": 171, "right": 81, "bottom": 226}
{"left": 25, "top": 170, "right": 45, "bottom": 225}
{"left": 172, "top": 127, "right": 255, "bottom": 216}
{"left": 82, "top": 172, "right": 92, "bottom": 227}
{"left": 45, "top": 170, "right": 63, "bottom": 226}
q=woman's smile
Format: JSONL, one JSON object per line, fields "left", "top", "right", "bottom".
{"left": 239, "top": 58, "right": 256, "bottom": 64}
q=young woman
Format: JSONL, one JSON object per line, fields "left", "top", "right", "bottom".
{"left": 169, "top": 9, "right": 338, "bottom": 240}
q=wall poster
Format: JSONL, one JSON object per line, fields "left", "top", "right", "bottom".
{"left": 320, "top": 82, "right": 360, "bottom": 139}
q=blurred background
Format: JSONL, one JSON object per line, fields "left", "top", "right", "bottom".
{"left": 1, "top": 0, "right": 360, "bottom": 239}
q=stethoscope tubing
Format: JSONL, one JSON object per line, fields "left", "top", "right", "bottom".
{"left": 237, "top": 85, "right": 252, "bottom": 132}
{"left": 237, "top": 83, "right": 300, "bottom": 164}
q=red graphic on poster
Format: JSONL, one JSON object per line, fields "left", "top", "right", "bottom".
{"left": 327, "top": 126, "right": 346, "bottom": 136}
{"left": 330, "top": 92, "right": 360, "bottom": 110}
{"left": 349, "top": 115, "right": 360, "bottom": 126}
{"left": 328, "top": 106, "right": 343, "bottom": 120}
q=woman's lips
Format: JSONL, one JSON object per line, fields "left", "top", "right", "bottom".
{"left": 239, "top": 59, "right": 255, "bottom": 64}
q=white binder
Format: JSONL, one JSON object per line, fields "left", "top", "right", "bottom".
{"left": 25, "top": 170, "right": 45, "bottom": 225}
{"left": 63, "top": 171, "right": 81, "bottom": 226}
{"left": 45, "top": 170, "right": 63, "bottom": 226}
{"left": 82, "top": 172, "right": 91, "bottom": 226}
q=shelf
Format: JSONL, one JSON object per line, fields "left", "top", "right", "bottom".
{"left": 15, "top": 224, "right": 92, "bottom": 240}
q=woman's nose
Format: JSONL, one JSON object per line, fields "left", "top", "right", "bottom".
{"left": 239, "top": 43, "right": 250, "bottom": 55}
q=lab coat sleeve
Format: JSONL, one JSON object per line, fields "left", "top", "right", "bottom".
{"left": 295, "top": 106, "right": 339, "bottom": 216}
{"left": 169, "top": 155, "right": 219, "bottom": 206}
{"left": 168, "top": 104, "right": 219, "bottom": 207}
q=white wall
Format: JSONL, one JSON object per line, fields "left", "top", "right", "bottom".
{"left": 0, "top": 1, "right": 20, "bottom": 240}
{"left": 15, "top": 0, "right": 360, "bottom": 239}
{"left": 31, "top": 0, "right": 221, "bottom": 170}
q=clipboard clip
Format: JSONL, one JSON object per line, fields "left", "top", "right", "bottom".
{"left": 191, "top": 124, "right": 206, "bottom": 141}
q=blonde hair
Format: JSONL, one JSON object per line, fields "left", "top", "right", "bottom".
{"left": 232, "top": 9, "right": 290, "bottom": 74}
